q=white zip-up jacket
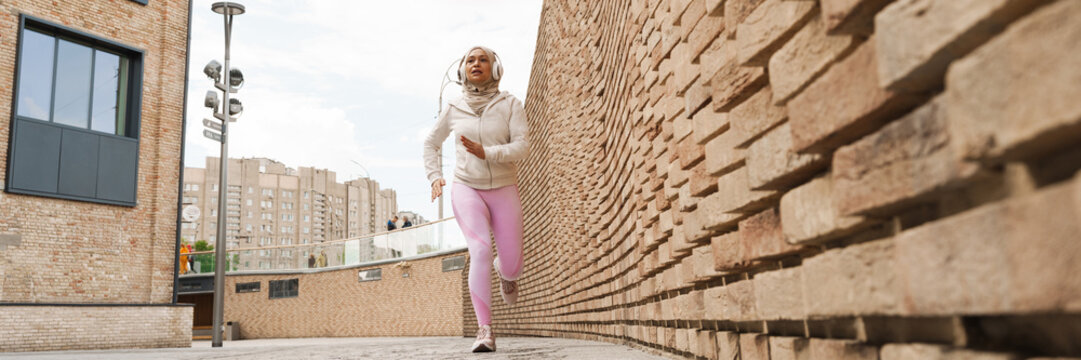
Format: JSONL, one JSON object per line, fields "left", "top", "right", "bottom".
{"left": 423, "top": 91, "right": 529, "bottom": 190}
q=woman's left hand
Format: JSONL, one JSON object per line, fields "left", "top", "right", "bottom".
{"left": 461, "top": 136, "right": 486, "bottom": 160}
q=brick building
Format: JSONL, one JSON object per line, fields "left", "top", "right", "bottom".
{"left": 222, "top": 249, "right": 467, "bottom": 339}
{"left": 181, "top": 157, "right": 399, "bottom": 271}
{"left": 0, "top": 0, "right": 192, "bottom": 352}
{"left": 477, "top": 0, "right": 1081, "bottom": 358}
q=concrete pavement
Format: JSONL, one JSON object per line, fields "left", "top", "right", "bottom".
{"left": 0, "top": 337, "right": 667, "bottom": 360}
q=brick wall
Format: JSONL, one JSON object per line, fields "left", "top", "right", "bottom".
{"left": 226, "top": 250, "right": 466, "bottom": 339}
{"left": 0, "top": 0, "right": 190, "bottom": 304}
{"left": 481, "top": 0, "right": 1081, "bottom": 358}
{"left": 0, "top": 305, "right": 193, "bottom": 352}
{"left": 0, "top": 0, "right": 192, "bottom": 353}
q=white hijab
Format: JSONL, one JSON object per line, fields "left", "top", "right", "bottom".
{"left": 461, "top": 46, "right": 501, "bottom": 115}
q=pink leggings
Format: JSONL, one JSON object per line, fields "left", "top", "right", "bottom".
{"left": 452, "top": 182, "right": 524, "bottom": 327}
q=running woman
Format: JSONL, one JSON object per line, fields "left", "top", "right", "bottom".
{"left": 423, "top": 46, "right": 528, "bottom": 353}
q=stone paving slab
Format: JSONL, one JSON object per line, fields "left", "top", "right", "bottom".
{"left": 0, "top": 337, "right": 667, "bottom": 360}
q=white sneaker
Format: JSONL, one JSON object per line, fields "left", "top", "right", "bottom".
{"left": 471, "top": 325, "right": 495, "bottom": 352}
{"left": 493, "top": 256, "right": 519, "bottom": 306}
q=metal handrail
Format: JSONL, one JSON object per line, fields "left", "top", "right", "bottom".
{"left": 185, "top": 216, "right": 458, "bottom": 256}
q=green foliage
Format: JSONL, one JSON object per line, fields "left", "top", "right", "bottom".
{"left": 194, "top": 240, "right": 215, "bottom": 273}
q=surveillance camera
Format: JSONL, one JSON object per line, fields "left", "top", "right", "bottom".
{"left": 204, "top": 60, "right": 222, "bottom": 81}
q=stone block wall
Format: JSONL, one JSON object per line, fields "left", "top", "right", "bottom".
{"left": 474, "top": 0, "right": 1081, "bottom": 358}
{"left": 0, "top": 305, "right": 193, "bottom": 352}
{"left": 226, "top": 250, "right": 466, "bottom": 339}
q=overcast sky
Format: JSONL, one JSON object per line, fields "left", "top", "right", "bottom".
{"left": 185, "top": 0, "right": 544, "bottom": 222}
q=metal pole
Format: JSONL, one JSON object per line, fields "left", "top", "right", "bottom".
{"left": 211, "top": 5, "right": 233, "bottom": 348}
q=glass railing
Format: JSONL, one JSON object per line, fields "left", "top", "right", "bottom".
{"left": 180, "top": 217, "right": 466, "bottom": 275}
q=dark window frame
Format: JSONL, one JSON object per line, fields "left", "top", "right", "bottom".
{"left": 358, "top": 268, "right": 382, "bottom": 282}
{"left": 235, "top": 281, "right": 260, "bottom": 293}
{"left": 268, "top": 279, "right": 298, "bottom": 299}
{"left": 442, "top": 255, "right": 466, "bottom": 272}
{"left": 5, "top": 15, "right": 145, "bottom": 207}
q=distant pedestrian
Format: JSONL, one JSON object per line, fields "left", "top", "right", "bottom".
{"left": 317, "top": 251, "right": 328, "bottom": 268}
{"left": 387, "top": 215, "right": 399, "bottom": 231}
{"left": 187, "top": 244, "right": 196, "bottom": 273}
{"left": 308, "top": 253, "right": 316, "bottom": 268}
{"left": 402, "top": 216, "right": 413, "bottom": 228}
{"left": 423, "top": 45, "right": 527, "bottom": 353}
{"left": 179, "top": 244, "right": 190, "bottom": 274}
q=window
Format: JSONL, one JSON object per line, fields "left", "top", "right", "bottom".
{"left": 269, "top": 279, "right": 298, "bottom": 299}
{"left": 6, "top": 17, "right": 143, "bottom": 206}
{"left": 304, "top": 215, "right": 310, "bottom": 222}
{"left": 358, "top": 269, "right": 381, "bottom": 282}
{"left": 246, "top": 211, "right": 252, "bottom": 218}
{"left": 303, "top": 227, "right": 309, "bottom": 234}
{"left": 245, "top": 224, "right": 252, "bottom": 232}
{"left": 247, "top": 186, "right": 253, "bottom": 194}
{"left": 246, "top": 199, "right": 252, "bottom": 206}
{"left": 443, "top": 255, "right": 466, "bottom": 272}
{"left": 236, "top": 281, "right": 260, "bottom": 293}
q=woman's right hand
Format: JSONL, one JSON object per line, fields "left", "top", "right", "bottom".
{"left": 431, "top": 178, "right": 446, "bottom": 202}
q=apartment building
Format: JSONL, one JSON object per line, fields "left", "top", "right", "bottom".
{"left": 181, "top": 157, "right": 398, "bottom": 271}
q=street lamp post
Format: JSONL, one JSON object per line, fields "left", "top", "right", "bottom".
{"left": 206, "top": 0, "right": 246, "bottom": 348}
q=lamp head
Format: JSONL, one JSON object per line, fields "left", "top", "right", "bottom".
{"left": 228, "top": 98, "right": 243, "bottom": 116}
{"left": 229, "top": 68, "right": 244, "bottom": 88}
{"left": 203, "top": 60, "right": 222, "bottom": 81}
{"left": 204, "top": 90, "right": 219, "bottom": 109}
{"left": 211, "top": 2, "right": 246, "bottom": 15}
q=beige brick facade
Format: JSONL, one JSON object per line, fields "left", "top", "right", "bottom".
{"left": 475, "top": 0, "right": 1081, "bottom": 358}
{"left": 0, "top": 305, "right": 193, "bottom": 352}
{"left": 224, "top": 250, "right": 465, "bottom": 339}
{"left": 0, "top": 0, "right": 192, "bottom": 352}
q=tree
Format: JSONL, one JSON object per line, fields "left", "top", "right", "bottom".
{"left": 194, "top": 240, "right": 214, "bottom": 273}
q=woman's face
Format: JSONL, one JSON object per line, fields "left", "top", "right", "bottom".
{"left": 465, "top": 48, "right": 492, "bottom": 84}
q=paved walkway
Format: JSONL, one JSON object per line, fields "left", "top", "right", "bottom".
{"left": 0, "top": 337, "right": 666, "bottom": 360}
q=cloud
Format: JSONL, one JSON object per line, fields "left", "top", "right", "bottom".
{"left": 215, "top": 0, "right": 541, "bottom": 100}
{"left": 185, "top": 0, "right": 542, "bottom": 221}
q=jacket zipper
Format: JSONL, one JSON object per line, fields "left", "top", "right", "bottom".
{"left": 477, "top": 110, "right": 493, "bottom": 189}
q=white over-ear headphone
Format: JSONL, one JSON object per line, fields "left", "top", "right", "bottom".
{"left": 458, "top": 48, "right": 503, "bottom": 84}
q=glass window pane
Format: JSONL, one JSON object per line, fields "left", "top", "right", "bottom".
{"left": 117, "top": 58, "right": 129, "bottom": 135}
{"left": 90, "top": 50, "right": 120, "bottom": 134}
{"left": 16, "top": 30, "right": 55, "bottom": 120}
{"left": 52, "top": 39, "right": 93, "bottom": 128}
